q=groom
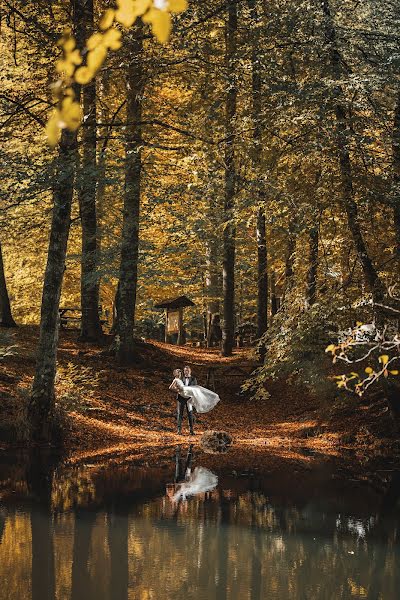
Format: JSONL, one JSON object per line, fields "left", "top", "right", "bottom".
{"left": 177, "top": 365, "right": 197, "bottom": 435}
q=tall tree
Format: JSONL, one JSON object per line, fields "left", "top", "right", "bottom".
{"left": 0, "top": 239, "right": 17, "bottom": 327}
{"left": 221, "top": 0, "right": 238, "bottom": 357}
{"left": 78, "top": 0, "right": 103, "bottom": 342}
{"left": 391, "top": 91, "right": 400, "bottom": 258}
{"left": 115, "top": 24, "right": 144, "bottom": 365}
{"left": 320, "top": 0, "right": 386, "bottom": 304}
{"left": 29, "top": 0, "right": 83, "bottom": 443}
{"left": 249, "top": 0, "right": 268, "bottom": 339}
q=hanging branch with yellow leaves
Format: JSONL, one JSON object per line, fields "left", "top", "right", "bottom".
{"left": 46, "top": 0, "right": 188, "bottom": 146}
{"left": 325, "top": 323, "right": 400, "bottom": 396}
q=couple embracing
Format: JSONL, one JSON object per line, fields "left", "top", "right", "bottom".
{"left": 169, "top": 365, "right": 220, "bottom": 435}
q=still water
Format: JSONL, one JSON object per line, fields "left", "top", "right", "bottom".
{"left": 0, "top": 446, "right": 399, "bottom": 600}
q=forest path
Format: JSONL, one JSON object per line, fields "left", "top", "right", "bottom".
{"left": 2, "top": 326, "right": 394, "bottom": 464}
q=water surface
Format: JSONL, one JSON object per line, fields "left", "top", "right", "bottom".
{"left": 0, "top": 447, "right": 399, "bottom": 599}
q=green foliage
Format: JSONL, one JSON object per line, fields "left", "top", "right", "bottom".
{"left": 245, "top": 296, "right": 340, "bottom": 400}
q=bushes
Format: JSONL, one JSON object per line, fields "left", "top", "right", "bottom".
{"left": 244, "top": 296, "right": 344, "bottom": 401}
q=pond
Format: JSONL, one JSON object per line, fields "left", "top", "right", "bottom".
{"left": 0, "top": 446, "right": 399, "bottom": 599}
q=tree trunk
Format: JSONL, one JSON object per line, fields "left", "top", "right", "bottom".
{"left": 0, "top": 239, "right": 17, "bottom": 327}
{"left": 305, "top": 226, "right": 319, "bottom": 308}
{"left": 221, "top": 0, "right": 237, "bottom": 357}
{"left": 256, "top": 209, "right": 268, "bottom": 337}
{"left": 29, "top": 0, "right": 82, "bottom": 444}
{"left": 205, "top": 238, "right": 220, "bottom": 347}
{"left": 391, "top": 90, "right": 400, "bottom": 257}
{"left": 321, "top": 0, "right": 385, "bottom": 304}
{"left": 115, "top": 25, "right": 143, "bottom": 366}
{"left": 270, "top": 270, "right": 279, "bottom": 316}
{"left": 78, "top": 0, "right": 102, "bottom": 342}
{"left": 249, "top": 0, "right": 268, "bottom": 339}
{"left": 283, "top": 225, "right": 296, "bottom": 299}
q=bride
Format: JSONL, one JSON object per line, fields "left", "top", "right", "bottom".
{"left": 169, "top": 369, "right": 220, "bottom": 413}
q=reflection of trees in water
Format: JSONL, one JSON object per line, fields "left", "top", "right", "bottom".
{"left": 0, "top": 457, "right": 400, "bottom": 599}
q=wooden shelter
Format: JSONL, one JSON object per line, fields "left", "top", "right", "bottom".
{"left": 154, "top": 295, "right": 195, "bottom": 345}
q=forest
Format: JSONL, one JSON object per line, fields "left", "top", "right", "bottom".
{"left": 2, "top": 3, "right": 400, "bottom": 599}
{"left": 1, "top": 0, "right": 400, "bottom": 449}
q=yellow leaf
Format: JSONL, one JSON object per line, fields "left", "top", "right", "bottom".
{"left": 389, "top": 370, "right": 399, "bottom": 375}
{"left": 143, "top": 8, "right": 171, "bottom": 42}
{"left": 115, "top": 0, "right": 137, "bottom": 28}
{"left": 364, "top": 367, "right": 373, "bottom": 375}
{"left": 325, "top": 344, "right": 335, "bottom": 353}
{"left": 134, "top": 0, "right": 152, "bottom": 15}
{"left": 56, "top": 59, "right": 74, "bottom": 77}
{"left": 68, "top": 49, "right": 83, "bottom": 66}
{"left": 46, "top": 111, "right": 61, "bottom": 147}
{"left": 63, "top": 37, "right": 76, "bottom": 52}
{"left": 75, "top": 66, "right": 93, "bottom": 85}
{"left": 87, "top": 33, "right": 104, "bottom": 51}
{"left": 99, "top": 9, "right": 116, "bottom": 30}
{"left": 379, "top": 354, "right": 389, "bottom": 365}
{"left": 103, "top": 28, "right": 122, "bottom": 50}
{"left": 168, "top": 0, "right": 188, "bottom": 13}
{"left": 87, "top": 45, "right": 108, "bottom": 74}
{"left": 60, "top": 98, "right": 82, "bottom": 130}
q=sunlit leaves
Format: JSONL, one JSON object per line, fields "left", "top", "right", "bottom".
{"left": 326, "top": 325, "right": 400, "bottom": 396}
{"left": 143, "top": 8, "right": 171, "bottom": 43}
{"left": 46, "top": 96, "right": 82, "bottom": 146}
{"left": 47, "top": 0, "right": 188, "bottom": 146}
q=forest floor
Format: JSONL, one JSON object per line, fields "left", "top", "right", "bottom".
{"left": 1, "top": 326, "right": 400, "bottom": 470}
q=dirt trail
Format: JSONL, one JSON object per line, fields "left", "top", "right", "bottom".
{"left": 1, "top": 326, "right": 399, "bottom": 466}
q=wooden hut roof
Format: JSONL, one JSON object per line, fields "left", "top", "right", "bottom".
{"left": 154, "top": 295, "right": 195, "bottom": 309}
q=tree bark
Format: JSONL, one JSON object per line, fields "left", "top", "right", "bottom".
{"left": 29, "top": 0, "right": 82, "bottom": 443}
{"left": 391, "top": 90, "right": 400, "bottom": 257}
{"left": 205, "top": 238, "right": 220, "bottom": 347}
{"left": 270, "top": 271, "right": 279, "bottom": 316}
{"left": 283, "top": 224, "right": 296, "bottom": 299}
{"left": 78, "top": 0, "right": 102, "bottom": 342}
{"left": 305, "top": 226, "right": 319, "bottom": 308}
{"left": 0, "top": 238, "right": 17, "bottom": 327}
{"left": 249, "top": 0, "right": 268, "bottom": 339}
{"left": 221, "top": 0, "right": 237, "bottom": 357}
{"left": 115, "top": 25, "right": 143, "bottom": 365}
{"left": 321, "top": 0, "right": 386, "bottom": 304}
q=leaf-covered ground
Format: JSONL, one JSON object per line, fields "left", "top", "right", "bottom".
{"left": 1, "top": 326, "right": 399, "bottom": 467}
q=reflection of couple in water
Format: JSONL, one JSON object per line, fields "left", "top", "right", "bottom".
{"left": 169, "top": 365, "right": 220, "bottom": 435}
{"left": 166, "top": 445, "right": 218, "bottom": 504}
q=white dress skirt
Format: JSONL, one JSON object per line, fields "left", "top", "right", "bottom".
{"left": 173, "top": 467, "right": 218, "bottom": 501}
{"left": 174, "top": 378, "right": 220, "bottom": 413}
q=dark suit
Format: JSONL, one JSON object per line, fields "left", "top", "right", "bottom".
{"left": 174, "top": 445, "right": 194, "bottom": 482}
{"left": 177, "top": 375, "right": 197, "bottom": 434}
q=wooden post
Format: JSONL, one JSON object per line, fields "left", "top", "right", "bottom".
{"left": 177, "top": 307, "right": 183, "bottom": 345}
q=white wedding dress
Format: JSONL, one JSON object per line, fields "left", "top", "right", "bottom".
{"left": 173, "top": 467, "right": 218, "bottom": 501}
{"left": 173, "top": 378, "right": 220, "bottom": 413}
